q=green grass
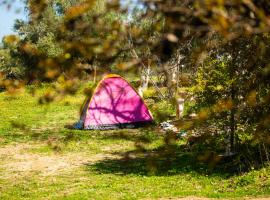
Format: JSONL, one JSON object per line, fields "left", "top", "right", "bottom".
{"left": 0, "top": 85, "right": 270, "bottom": 199}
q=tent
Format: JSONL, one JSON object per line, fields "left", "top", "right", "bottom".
{"left": 74, "top": 74, "right": 153, "bottom": 130}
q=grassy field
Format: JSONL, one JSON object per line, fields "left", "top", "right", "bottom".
{"left": 0, "top": 85, "right": 270, "bottom": 199}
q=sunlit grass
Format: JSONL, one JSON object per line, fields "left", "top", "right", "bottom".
{"left": 0, "top": 85, "right": 269, "bottom": 199}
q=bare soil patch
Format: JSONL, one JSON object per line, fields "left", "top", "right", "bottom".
{"left": 0, "top": 143, "right": 118, "bottom": 177}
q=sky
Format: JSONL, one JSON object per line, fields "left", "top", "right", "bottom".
{"left": 0, "top": 0, "right": 142, "bottom": 40}
{"left": 0, "top": 0, "right": 27, "bottom": 40}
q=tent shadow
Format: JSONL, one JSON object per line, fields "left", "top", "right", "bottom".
{"left": 97, "top": 126, "right": 160, "bottom": 142}
{"left": 5, "top": 119, "right": 158, "bottom": 144}
{"left": 63, "top": 123, "right": 159, "bottom": 142}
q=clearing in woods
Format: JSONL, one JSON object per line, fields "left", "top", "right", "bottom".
{"left": 0, "top": 86, "right": 270, "bottom": 199}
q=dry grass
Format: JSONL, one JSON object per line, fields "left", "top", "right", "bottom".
{"left": 0, "top": 142, "right": 121, "bottom": 178}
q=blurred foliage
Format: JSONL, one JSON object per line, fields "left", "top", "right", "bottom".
{"left": 137, "top": 0, "right": 270, "bottom": 166}
{"left": 0, "top": 0, "right": 270, "bottom": 169}
{"left": 150, "top": 100, "right": 175, "bottom": 123}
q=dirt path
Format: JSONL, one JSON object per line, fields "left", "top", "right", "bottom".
{"left": 0, "top": 142, "right": 118, "bottom": 177}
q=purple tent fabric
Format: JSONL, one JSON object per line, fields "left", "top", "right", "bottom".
{"left": 81, "top": 75, "right": 153, "bottom": 130}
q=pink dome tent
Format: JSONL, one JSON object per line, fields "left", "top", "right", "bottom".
{"left": 75, "top": 74, "right": 153, "bottom": 130}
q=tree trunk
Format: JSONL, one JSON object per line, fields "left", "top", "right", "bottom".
{"left": 230, "top": 96, "right": 236, "bottom": 153}
{"left": 138, "top": 63, "right": 150, "bottom": 97}
{"left": 176, "top": 97, "right": 185, "bottom": 119}
{"left": 93, "top": 65, "right": 97, "bottom": 84}
{"left": 229, "top": 52, "right": 237, "bottom": 154}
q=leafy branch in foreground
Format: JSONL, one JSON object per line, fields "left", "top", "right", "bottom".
{"left": 0, "top": 0, "right": 270, "bottom": 169}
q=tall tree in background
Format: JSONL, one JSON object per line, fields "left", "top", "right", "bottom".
{"left": 138, "top": 0, "right": 270, "bottom": 159}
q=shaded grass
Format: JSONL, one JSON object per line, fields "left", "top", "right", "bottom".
{"left": 1, "top": 164, "right": 270, "bottom": 199}
{"left": 0, "top": 85, "right": 270, "bottom": 199}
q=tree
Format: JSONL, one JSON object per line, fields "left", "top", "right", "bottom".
{"left": 136, "top": 0, "right": 270, "bottom": 161}
{"left": 1, "top": 0, "right": 270, "bottom": 164}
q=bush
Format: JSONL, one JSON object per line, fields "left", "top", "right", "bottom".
{"left": 150, "top": 100, "right": 175, "bottom": 123}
